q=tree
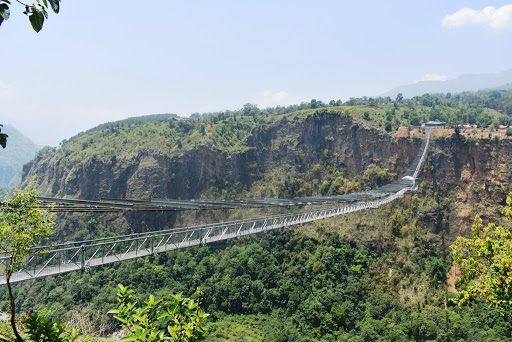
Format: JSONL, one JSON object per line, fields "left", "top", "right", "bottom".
{"left": 0, "top": 180, "right": 54, "bottom": 341}
{"left": 109, "top": 284, "right": 209, "bottom": 342}
{"left": 0, "top": 124, "right": 7, "bottom": 149}
{"left": 451, "top": 192, "right": 512, "bottom": 315}
{"left": 492, "top": 121, "right": 500, "bottom": 131}
{"left": 395, "top": 93, "right": 403, "bottom": 103}
{"left": 0, "top": 0, "right": 61, "bottom": 32}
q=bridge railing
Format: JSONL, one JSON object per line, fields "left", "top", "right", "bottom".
{"left": 0, "top": 188, "right": 411, "bottom": 284}
{"left": 0, "top": 129, "right": 436, "bottom": 284}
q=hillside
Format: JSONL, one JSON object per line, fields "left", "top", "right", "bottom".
{"left": 0, "top": 125, "right": 39, "bottom": 189}
{"left": 22, "top": 108, "right": 422, "bottom": 243}
{"left": 5, "top": 90, "right": 512, "bottom": 341}
{"left": 22, "top": 88, "right": 512, "bottom": 201}
{"left": 381, "top": 69, "right": 512, "bottom": 99}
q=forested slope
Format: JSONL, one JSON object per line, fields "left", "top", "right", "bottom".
{"left": 3, "top": 89, "right": 512, "bottom": 340}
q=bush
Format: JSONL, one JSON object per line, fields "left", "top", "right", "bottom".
{"left": 108, "top": 284, "right": 209, "bottom": 342}
{"left": 23, "top": 312, "right": 82, "bottom": 342}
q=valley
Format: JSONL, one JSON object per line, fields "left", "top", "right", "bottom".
{"left": 1, "top": 90, "right": 512, "bottom": 341}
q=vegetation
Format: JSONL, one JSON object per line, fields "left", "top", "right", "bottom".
{"left": 0, "top": 124, "right": 6, "bottom": 149}
{"left": 0, "top": 0, "right": 60, "bottom": 32}
{"left": 451, "top": 192, "right": 512, "bottom": 315}
{"left": 5, "top": 88, "right": 512, "bottom": 340}
{"left": 108, "top": 285, "right": 208, "bottom": 342}
{"left": 24, "top": 88, "right": 512, "bottom": 211}
{"left": 2, "top": 190, "right": 512, "bottom": 340}
{"left": 57, "top": 88, "right": 512, "bottom": 155}
{"left": 23, "top": 311, "right": 82, "bottom": 342}
{"left": 0, "top": 180, "right": 54, "bottom": 341}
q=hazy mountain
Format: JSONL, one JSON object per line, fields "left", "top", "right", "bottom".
{"left": 0, "top": 125, "right": 40, "bottom": 188}
{"left": 381, "top": 69, "right": 512, "bottom": 99}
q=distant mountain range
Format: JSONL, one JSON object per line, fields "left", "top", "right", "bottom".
{"left": 0, "top": 125, "right": 40, "bottom": 188}
{"left": 381, "top": 69, "right": 512, "bottom": 99}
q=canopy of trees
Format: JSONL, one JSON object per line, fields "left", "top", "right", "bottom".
{"left": 451, "top": 193, "right": 512, "bottom": 315}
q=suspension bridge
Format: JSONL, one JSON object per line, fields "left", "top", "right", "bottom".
{"left": 0, "top": 129, "right": 434, "bottom": 284}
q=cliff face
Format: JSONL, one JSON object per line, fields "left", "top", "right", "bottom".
{"left": 20, "top": 112, "right": 512, "bottom": 241}
{"left": 424, "top": 133, "right": 512, "bottom": 236}
{"left": 247, "top": 111, "right": 419, "bottom": 179}
{"left": 22, "top": 111, "right": 421, "bottom": 201}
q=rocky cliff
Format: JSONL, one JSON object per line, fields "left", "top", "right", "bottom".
{"left": 424, "top": 131, "right": 512, "bottom": 237}
{"left": 22, "top": 110, "right": 421, "bottom": 201}
{"left": 19, "top": 110, "right": 424, "bottom": 240}
{"left": 20, "top": 110, "right": 512, "bottom": 242}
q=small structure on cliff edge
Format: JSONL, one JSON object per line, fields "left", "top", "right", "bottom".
{"left": 422, "top": 121, "right": 446, "bottom": 129}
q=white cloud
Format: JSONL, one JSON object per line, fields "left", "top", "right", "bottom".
{"left": 442, "top": 4, "right": 512, "bottom": 31}
{"left": 255, "top": 90, "right": 301, "bottom": 108}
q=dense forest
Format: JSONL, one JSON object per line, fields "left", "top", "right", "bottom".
{"left": 3, "top": 190, "right": 512, "bottom": 341}
{"left": 2, "top": 88, "right": 512, "bottom": 340}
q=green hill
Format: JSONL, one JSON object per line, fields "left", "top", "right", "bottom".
{"left": 3, "top": 89, "right": 512, "bottom": 340}
{"left": 0, "top": 125, "right": 40, "bottom": 189}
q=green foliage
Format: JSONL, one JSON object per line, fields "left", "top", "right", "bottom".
{"left": 0, "top": 180, "right": 54, "bottom": 273}
{"left": 0, "top": 0, "right": 60, "bottom": 32}
{"left": 451, "top": 192, "right": 512, "bottom": 315}
{"left": 426, "top": 257, "right": 449, "bottom": 286}
{"left": 205, "top": 314, "right": 267, "bottom": 341}
{"left": 11, "top": 88, "right": 512, "bottom": 340}
{"left": 0, "top": 179, "right": 54, "bottom": 341}
{"left": 0, "top": 1, "right": 10, "bottom": 27}
{"left": 359, "top": 164, "right": 395, "bottom": 189}
{"left": 108, "top": 284, "right": 208, "bottom": 342}
{"left": 0, "top": 124, "right": 7, "bottom": 149}
{"left": 3, "top": 198, "right": 512, "bottom": 340}
{"left": 23, "top": 311, "right": 82, "bottom": 342}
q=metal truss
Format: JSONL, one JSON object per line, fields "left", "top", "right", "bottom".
{"left": 0, "top": 188, "right": 409, "bottom": 284}
{"left": 0, "top": 129, "right": 435, "bottom": 284}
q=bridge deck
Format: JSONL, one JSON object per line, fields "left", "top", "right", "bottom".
{"left": 0, "top": 129, "right": 434, "bottom": 284}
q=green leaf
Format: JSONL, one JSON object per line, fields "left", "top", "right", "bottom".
{"left": 0, "top": 3, "right": 9, "bottom": 21}
{"left": 27, "top": 5, "right": 45, "bottom": 32}
{"left": 48, "top": 0, "right": 59, "bottom": 14}
{"left": 41, "top": 5, "right": 48, "bottom": 19}
{"left": 120, "top": 337, "right": 139, "bottom": 342}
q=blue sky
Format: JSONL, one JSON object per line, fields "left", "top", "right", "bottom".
{"left": 1, "top": 0, "right": 512, "bottom": 145}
